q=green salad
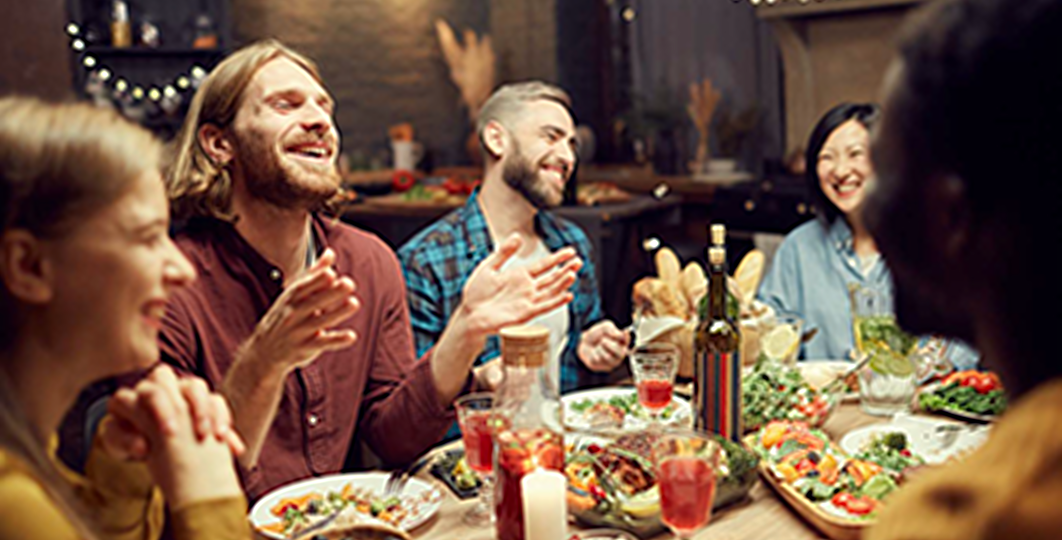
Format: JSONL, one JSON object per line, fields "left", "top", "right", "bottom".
{"left": 856, "top": 432, "right": 924, "bottom": 475}
{"left": 919, "top": 383, "right": 1007, "bottom": 417}
{"left": 742, "top": 358, "right": 834, "bottom": 431}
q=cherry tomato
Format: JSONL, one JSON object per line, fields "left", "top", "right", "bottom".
{"left": 392, "top": 170, "right": 416, "bottom": 192}
{"left": 832, "top": 492, "right": 855, "bottom": 507}
{"left": 844, "top": 496, "right": 878, "bottom": 516}
{"left": 972, "top": 374, "right": 998, "bottom": 394}
{"left": 900, "top": 449, "right": 912, "bottom": 458}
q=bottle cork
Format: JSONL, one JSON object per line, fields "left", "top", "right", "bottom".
{"left": 500, "top": 325, "right": 550, "bottom": 368}
{"left": 710, "top": 223, "right": 726, "bottom": 246}
{"left": 709, "top": 246, "right": 726, "bottom": 266}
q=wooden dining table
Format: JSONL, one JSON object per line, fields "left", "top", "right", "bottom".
{"left": 405, "top": 402, "right": 894, "bottom": 540}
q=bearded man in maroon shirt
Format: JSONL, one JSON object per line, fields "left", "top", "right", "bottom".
{"left": 160, "top": 40, "right": 581, "bottom": 499}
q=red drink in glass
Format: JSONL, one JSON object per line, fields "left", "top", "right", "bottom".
{"left": 637, "top": 379, "right": 674, "bottom": 411}
{"left": 494, "top": 427, "right": 564, "bottom": 540}
{"left": 460, "top": 410, "right": 494, "bottom": 474}
{"left": 659, "top": 456, "right": 717, "bottom": 535}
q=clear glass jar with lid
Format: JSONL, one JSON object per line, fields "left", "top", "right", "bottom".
{"left": 493, "top": 325, "right": 565, "bottom": 540}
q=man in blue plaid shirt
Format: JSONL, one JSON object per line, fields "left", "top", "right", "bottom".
{"left": 399, "top": 82, "right": 629, "bottom": 398}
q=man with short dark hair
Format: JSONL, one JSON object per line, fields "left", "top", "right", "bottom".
{"left": 160, "top": 42, "right": 580, "bottom": 500}
{"left": 399, "top": 81, "right": 629, "bottom": 397}
{"left": 864, "top": 0, "right": 1062, "bottom": 537}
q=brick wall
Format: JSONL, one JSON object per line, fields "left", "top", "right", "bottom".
{"left": 233, "top": 0, "right": 490, "bottom": 165}
{"left": 490, "top": 0, "right": 558, "bottom": 83}
{"left": 0, "top": 0, "right": 72, "bottom": 100}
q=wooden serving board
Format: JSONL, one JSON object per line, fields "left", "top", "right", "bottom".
{"left": 744, "top": 435, "right": 869, "bottom": 540}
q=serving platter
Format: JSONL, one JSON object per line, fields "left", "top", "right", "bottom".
{"left": 745, "top": 433, "right": 866, "bottom": 540}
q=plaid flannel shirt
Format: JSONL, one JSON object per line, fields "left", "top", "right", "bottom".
{"left": 398, "top": 190, "right": 603, "bottom": 395}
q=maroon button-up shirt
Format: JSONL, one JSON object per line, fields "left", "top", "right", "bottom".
{"left": 159, "top": 215, "right": 456, "bottom": 500}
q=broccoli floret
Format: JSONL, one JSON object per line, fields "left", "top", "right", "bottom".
{"left": 881, "top": 432, "right": 908, "bottom": 452}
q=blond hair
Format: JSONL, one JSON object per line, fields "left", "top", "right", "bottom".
{"left": 0, "top": 96, "right": 163, "bottom": 540}
{"left": 165, "top": 39, "right": 323, "bottom": 221}
{"left": 476, "top": 81, "right": 572, "bottom": 155}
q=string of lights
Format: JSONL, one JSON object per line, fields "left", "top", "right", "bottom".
{"left": 65, "top": 22, "right": 209, "bottom": 105}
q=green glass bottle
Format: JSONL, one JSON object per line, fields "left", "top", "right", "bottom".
{"left": 693, "top": 246, "right": 742, "bottom": 440}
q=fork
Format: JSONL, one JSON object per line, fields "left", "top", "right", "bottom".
{"left": 286, "top": 506, "right": 344, "bottom": 540}
{"left": 384, "top": 452, "right": 434, "bottom": 497}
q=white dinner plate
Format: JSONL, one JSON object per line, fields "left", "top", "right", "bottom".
{"left": 249, "top": 472, "right": 442, "bottom": 538}
{"left": 561, "top": 386, "right": 692, "bottom": 431}
{"left": 839, "top": 414, "right": 989, "bottom": 465}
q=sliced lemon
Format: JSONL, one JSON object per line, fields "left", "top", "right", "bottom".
{"left": 619, "top": 486, "right": 660, "bottom": 519}
{"left": 762, "top": 323, "right": 800, "bottom": 361}
{"left": 868, "top": 352, "right": 915, "bottom": 377}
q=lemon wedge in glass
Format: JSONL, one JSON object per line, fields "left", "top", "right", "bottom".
{"left": 762, "top": 323, "right": 800, "bottom": 361}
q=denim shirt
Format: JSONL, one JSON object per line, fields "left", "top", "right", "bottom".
{"left": 758, "top": 218, "right": 979, "bottom": 369}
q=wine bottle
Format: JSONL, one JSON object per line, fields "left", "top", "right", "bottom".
{"left": 693, "top": 246, "right": 742, "bottom": 440}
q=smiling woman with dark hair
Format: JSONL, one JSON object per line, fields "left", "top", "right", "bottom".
{"left": 757, "top": 102, "right": 977, "bottom": 367}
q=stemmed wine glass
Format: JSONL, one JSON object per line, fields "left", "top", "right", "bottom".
{"left": 455, "top": 392, "right": 496, "bottom": 526}
{"left": 629, "top": 343, "right": 679, "bottom": 424}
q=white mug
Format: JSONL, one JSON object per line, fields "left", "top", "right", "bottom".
{"left": 392, "top": 140, "right": 424, "bottom": 171}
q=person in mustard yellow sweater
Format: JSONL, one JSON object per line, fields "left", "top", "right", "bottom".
{"left": 864, "top": 0, "right": 1062, "bottom": 539}
{"left": 0, "top": 97, "right": 251, "bottom": 539}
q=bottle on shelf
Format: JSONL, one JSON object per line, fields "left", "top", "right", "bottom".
{"left": 693, "top": 245, "right": 742, "bottom": 441}
{"left": 110, "top": 0, "right": 132, "bottom": 48}
{"left": 492, "top": 326, "right": 565, "bottom": 540}
{"left": 192, "top": 14, "right": 219, "bottom": 49}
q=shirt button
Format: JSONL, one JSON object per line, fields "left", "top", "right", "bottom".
{"left": 269, "top": 269, "right": 282, "bottom": 281}
{"left": 308, "top": 413, "right": 320, "bottom": 427}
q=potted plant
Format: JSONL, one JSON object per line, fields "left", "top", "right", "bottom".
{"left": 712, "top": 104, "right": 759, "bottom": 173}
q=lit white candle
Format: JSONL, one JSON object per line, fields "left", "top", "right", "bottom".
{"left": 521, "top": 468, "right": 567, "bottom": 540}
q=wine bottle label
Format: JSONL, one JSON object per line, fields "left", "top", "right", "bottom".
{"left": 693, "top": 349, "right": 743, "bottom": 441}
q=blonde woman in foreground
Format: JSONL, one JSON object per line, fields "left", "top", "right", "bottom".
{"left": 0, "top": 97, "right": 250, "bottom": 539}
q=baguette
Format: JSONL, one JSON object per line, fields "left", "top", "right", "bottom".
{"left": 654, "top": 247, "right": 682, "bottom": 291}
{"left": 733, "top": 249, "right": 765, "bottom": 306}
{"left": 680, "top": 262, "right": 707, "bottom": 318}
{"left": 632, "top": 277, "right": 687, "bottom": 319}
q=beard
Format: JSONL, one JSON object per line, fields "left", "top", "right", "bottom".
{"left": 233, "top": 130, "right": 340, "bottom": 211}
{"left": 502, "top": 140, "right": 564, "bottom": 210}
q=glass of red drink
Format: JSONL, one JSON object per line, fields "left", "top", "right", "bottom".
{"left": 629, "top": 343, "right": 679, "bottom": 423}
{"left": 652, "top": 430, "right": 721, "bottom": 539}
{"left": 455, "top": 392, "right": 496, "bottom": 526}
